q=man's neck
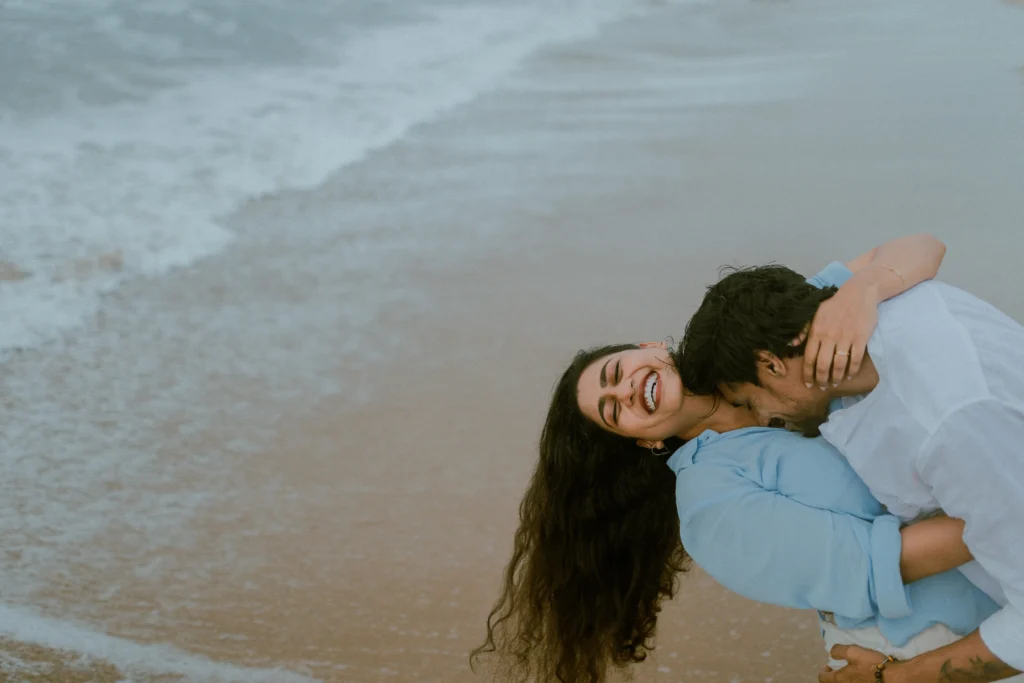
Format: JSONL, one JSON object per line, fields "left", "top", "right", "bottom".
{"left": 829, "top": 352, "right": 880, "bottom": 399}
{"left": 678, "top": 395, "right": 759, "bottom": 441}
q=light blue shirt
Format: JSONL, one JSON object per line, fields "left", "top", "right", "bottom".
{"left": 667, "top": 262, "right": 999, "bottom": 646}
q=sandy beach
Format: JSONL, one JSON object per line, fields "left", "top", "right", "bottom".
{"left": 1, "top": 0, "right": 1023, "bottom": 681}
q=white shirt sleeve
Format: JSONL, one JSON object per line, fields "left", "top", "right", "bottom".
{"left": 980, "top": 605, "right": 1024, "bottom": 670}
{"left": 918, "top": 398, "right": 1024, "bottom": 669}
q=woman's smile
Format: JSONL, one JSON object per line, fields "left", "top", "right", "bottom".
{"left": 642, "top": 370, "right": 659, "bottom": 414}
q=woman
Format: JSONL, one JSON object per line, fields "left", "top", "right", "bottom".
{"left": 471, "top": 235, "right": 1001, "bottom": 682}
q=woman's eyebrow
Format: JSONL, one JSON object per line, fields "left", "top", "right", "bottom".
{"left": 599, "top": 359, "right": 612, "bottom": 388}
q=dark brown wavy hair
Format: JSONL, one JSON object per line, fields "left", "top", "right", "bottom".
{"left": 471, "top": 344, "right": 690, "bottom": 683}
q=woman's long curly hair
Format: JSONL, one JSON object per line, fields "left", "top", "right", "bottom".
{"left": 471, "top": 344, "right": 690, "bottom": 683}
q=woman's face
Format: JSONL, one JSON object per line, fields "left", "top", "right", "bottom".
{"left": 575, "top": 344, "right": 688, "bottom": 442}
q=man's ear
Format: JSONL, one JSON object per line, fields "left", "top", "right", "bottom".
{"left": 756, "top": 350, "right": 787, "bottom": 378}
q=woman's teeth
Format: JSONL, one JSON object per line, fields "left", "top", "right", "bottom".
{"left": 644, "top": 373, "right": 658, "bottom": 413}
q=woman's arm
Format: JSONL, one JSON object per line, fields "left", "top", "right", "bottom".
{"left": 801, "top": 233, "right": 947, "bottom": 387}
{"left": 844, "top": 233, "right": 947, "bottom": 298}
{"left": 843, "top": 232, "right": 946, "bottom": 296}
{"left": 677, "top": 470, "right": 913, "bottom": 621}
{"left": 899, "top": 515, "right": 973, "bottom": 583}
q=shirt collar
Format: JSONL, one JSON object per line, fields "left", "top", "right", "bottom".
{"left": 666, "top": 429, "right": 717, "bottom": 472}
{"left": 666, "top": 426, "right": 777, "bottom": 473}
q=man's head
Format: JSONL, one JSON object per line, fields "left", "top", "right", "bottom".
{"left": 674, "top": 265, "right": 837, "bottom": 434}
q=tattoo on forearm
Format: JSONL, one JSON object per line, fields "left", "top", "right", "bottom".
{"left": 938, "top": 656, "right": 1019, "bottom": 682}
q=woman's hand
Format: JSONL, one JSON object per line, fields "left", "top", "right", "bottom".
{"left": 795, "top": 278, "right": 880, "bottom": 389}
{"left": 803, "top": 233, "right": 946, "bottom": 389}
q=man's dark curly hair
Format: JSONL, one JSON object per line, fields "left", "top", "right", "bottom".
{"left": 673, "top": 265, "right": 838, "bottom": 395}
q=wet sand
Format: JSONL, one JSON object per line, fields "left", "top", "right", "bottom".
{"left": 2, "top": 0, "right": 1024, "bottom": 681}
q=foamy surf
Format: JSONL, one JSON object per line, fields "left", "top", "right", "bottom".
{"left": 0, "top": 604, "right": 320, "bottom": 682}
{"left": 0, "top": 0, "right": 648, "bottom": 358}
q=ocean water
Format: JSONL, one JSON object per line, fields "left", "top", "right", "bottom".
{"left": 0, "top": 0, "right": 652, "bottom": 356}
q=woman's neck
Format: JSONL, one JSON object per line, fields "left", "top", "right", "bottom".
{"left": 677, "top": 395, "right": 759, "bottom": 441}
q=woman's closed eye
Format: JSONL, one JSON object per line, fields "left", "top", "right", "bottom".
{"left": 601, "top": 397, "right": 621, "bottom": 426}
{"left": 609, "top": 363, "right": 622, "bottom": 425}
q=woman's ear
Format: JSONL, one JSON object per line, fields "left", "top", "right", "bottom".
{"left": 638, "top": 341, "right": 668, "bottom": 350}
{"left": 636, "top": 439, "right": 666, "bottom": 450}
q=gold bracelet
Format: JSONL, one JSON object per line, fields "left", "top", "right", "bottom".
{"left": 875, "top": 654, "right": 898, "bottom": 681}
{"left": 870, "top": 263, "right": 906, "bottom": 286}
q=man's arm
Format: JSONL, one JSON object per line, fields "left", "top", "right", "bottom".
{"left": 900, "top": 515, "right": 973, "bottom": 584}
{"left": 888, "top": 631, "right": 1018, "bottom": 683}
{"left": 924, "top": 631, "right": 1020, "bottom": 683}
{"left": 820, "top": 633, "right": 1019, "bottom": 683}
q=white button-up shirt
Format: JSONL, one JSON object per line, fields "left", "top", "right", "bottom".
{"left": 820, "top": 279, "right": 1024, "bottom": 669}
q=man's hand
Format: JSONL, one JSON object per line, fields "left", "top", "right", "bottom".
{"left": 819, "top": 645, "right": 890, "bottom": 683}
{"left": 819, "top": 636, "right": 1020, "bottom": 683}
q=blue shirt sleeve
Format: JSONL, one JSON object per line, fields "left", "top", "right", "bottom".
{"left": 675, "top": 467, "right": 911, "bottom": 621}
{"left": 807, "top": 261, "right": 854, "bottom": 289}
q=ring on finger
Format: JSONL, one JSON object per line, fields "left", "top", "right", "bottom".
{"left": 834, "top": 350, "right": 850, "bottom": 356}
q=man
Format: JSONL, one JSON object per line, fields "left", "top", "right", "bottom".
{"left": 677, "top": 260, "right": 1024, "bottom": 682}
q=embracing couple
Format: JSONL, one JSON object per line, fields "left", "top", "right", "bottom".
{"left": 472, "top": 234, "right": 1024, "bottom": 683}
